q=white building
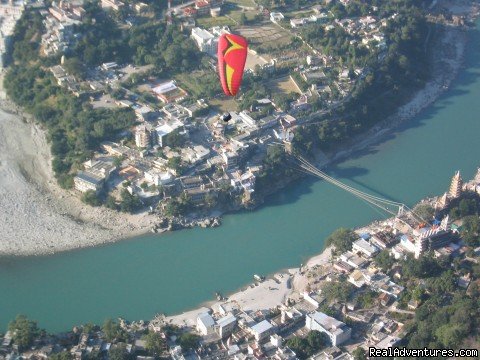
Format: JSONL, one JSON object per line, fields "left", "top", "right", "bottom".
{"left": 238, "top": 111, "right": 257, "bottom": 129}
{"left": 155, "top": 120, "right": 185, "bottom": 147}
{"left": 135, "top": 125, "right": 151, "bottom": 148}
{"left": 305, "top": 312, "right": 351, "bottom": 346}
{"left": 250, "top": 320, "right": 274, "bottom": 341}
{"left": 191, "top": 27, "right": 217, "bottom": 56}
{"left": 197, "top": 313, "right": 215, "bottom": 336}
{"left": 352, "top": 238, "right": 379, "bottom": 257}
{"left": 270, "top": 12, "right": 284, "bottom": 23}
{"left": 74, "top": 171, "right": 105, "bottom": 193}
{"left": 144, "top": 169, "right": 173, "bottom": 186}
{"left": 216, "top": 313, "right": 237, "bottom": 338}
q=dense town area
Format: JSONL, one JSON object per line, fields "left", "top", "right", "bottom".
{"left": 2, "top": 0, "right": 470, "bottom": 229}
{"left": 2, "top": 171, "right": 480, "bottom": 359}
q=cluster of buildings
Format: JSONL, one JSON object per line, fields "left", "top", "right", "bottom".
{"left": 182, "top": 0, "right": 224, "bottom": 18}
{"left": 40, "top": 0, "right": 84, "bottom": 56}
{"left": 0, "top": 0, "right": 25, "bottom": 68}
{"left": 191, "top": 299, "right": 354, "bottom": 359}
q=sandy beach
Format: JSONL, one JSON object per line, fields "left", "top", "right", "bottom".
{"left": 0, "top": 1, "right": 474, "bottom": 258}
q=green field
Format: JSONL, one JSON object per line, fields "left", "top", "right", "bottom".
{"left": 226, "top": 0, "right": 256, "bottom": 7}
{"left": 175, "top": 71, "right": 221, "bottom": 99}
{"left": 197, "top": 15, "right": 236, "bottom": 28}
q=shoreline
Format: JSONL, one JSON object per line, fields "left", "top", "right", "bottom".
{"left": 0, "top": 3, "right": 474, "bottom": 258}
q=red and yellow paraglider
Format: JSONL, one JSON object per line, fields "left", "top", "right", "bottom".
{"left": 217, "top": 33, "right": 248, "bottom": 122}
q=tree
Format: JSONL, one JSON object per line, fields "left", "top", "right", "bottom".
{"left": 63, "top": 57, "right": 86, "bottom": 80}
{"left": 49, "top": 352, "right": 73, "bottom": 360}
{"left": 204, "top": 193, "right": 217, "bottom": 208}
{"left": 325, "top": 228, "right": 357, "bottom": 254}
{"left": 286, "top": 331, "right": 329, "bottom": 359}
{"left": 461, "top": 215, "right": 480, "bottom": 247}
{"left": 167, "top": 156, "right": 183, "bottom": 175}
{"left": 119, "top": 189, "right": 142, "bottom": 213}
{"left": 306, "top": 330, "right": 329, "bottom": 350}
{"left": 144, "top": 331, "right": 166, "bottom": 355}
{"left": 435, "top": 324, "right": 464, "bottom": 348}
{"left": 83, "top": 322, "right": 96, "bottom": 334}
{"left": 352, "top": 347, "right": 367, "bottom": 360}
{"left": 81, "top": 190, "right": 102, "bottom": 206}
{"left": 165, "top": 131, "right": 185, "bottom": 149}
{"left": 374, "top": 250, "right": 395, "bottom": 272}
{"left": 178, "top": 333, "right": 200, "bottom": 351}
{"left": 113, "top": 156, "right": 124, "bottom": 168}
{"left": 109, "top": 344, "right": 132, "bottom": 360}
{"left": 413, "top": 203, "right": 435, "bottom": 221}
{"left": 102, "top": 319, "right": 127, "bottom": 342}
{"left": 322, "top": 281, "right": 354, "bottom": 304}
{"left": 105, "top": 195, "right": 119, "bottom": 210}
{"left": 8, "top": 314, "right": 39, "bottom": 349}
{"left": 239, "top": 13, "right": 247, "bottom": 25}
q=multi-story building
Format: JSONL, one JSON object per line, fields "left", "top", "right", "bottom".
{"left": 74, "top": 171, "right": 105, "bottom": 193}
{"left": 197, "top": 313, "right": 215, "bottom": 336}
{"left": 135, "top": 125, "right": 151, "bottom": 148}
{"left": 352, "top": 238, "right": 379, "bottom": 258}
{"left": 250, "top": 320, "right": 274, "bottom": 342}
{"left": 216, "top": 313, "right": 237, "bottom": 338}
{"left": 191, "top": 27, "right": 217, "bottom": 56}
{"left": 305, "top": 312, "right": 351, "bottom": 346}
{"left": 74, "top": 159, "right": 115, "bottom": 193}
{"left": 449, "top": 170, "right": 463, "bottom": 199}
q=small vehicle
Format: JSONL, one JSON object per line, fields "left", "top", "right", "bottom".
{"left": 220, "top": 113, "right": 232, "bottom": 122}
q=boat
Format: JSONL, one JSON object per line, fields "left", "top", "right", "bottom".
{"left": 253, "top": 274, "right": 265, "bottom": 282}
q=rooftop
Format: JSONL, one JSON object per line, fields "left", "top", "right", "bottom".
{"left": 250, "top": 320, "right": 273, "bottom": 334}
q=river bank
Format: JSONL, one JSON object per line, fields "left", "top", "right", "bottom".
{"left": 0, "top": 0, "right": 476, "bottom": 257}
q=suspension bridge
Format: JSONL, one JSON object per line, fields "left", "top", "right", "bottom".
{"left": 274, "top": 142, "right": 427, "bottom": 224}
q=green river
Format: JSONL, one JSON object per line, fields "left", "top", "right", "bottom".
{"left": 2, "top": 25, "right": 480, "bottom": 332}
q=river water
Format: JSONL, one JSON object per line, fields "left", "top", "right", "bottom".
{"left": 2, "top": 26, "right": 480, "bottom": 332}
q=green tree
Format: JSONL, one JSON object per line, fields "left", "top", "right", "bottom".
{"left": 435, "top": 324, "right": 464, "bottom": 348}
{"left": 326, "top": 228, "right": 357, "bottom": 254}
{"left": 461, "top": 215, "right": 480, "bottom": 247}
{"left": 8, "top": 314, "right": 40, "bottom": 349}
{"left": 413, "top": 203, "right": 435, "bottom": 221}
{"left": 81, "top": 190, "right": 102, "bottom": 206}
{"left": 178, "top": 333, "right": 200, "bottom": 351}
{"left": 374, "top": 250, "right": 395, "bottom": 272}
{"left": 109, "top": 344, "right": 132, "bottom": 360}
{"left": 239, "top": 13, "right": 247, "bottom": 25}
{"left": 49, "top": 352, "right": 73, "bottom": 360}
{"left": 167, "top": 156, "right": 183, "bottom": 174}
{"left": 102, "top": 319, "right": 127, "bottom": 342}
{"left": 352, "top": 347, "right": 367, "bottom": 360}
{"left": 83, "top": 322, "right": 96, "bottom": 334}
{"left": 204, "top": 193, "right": 217, "bottom": 208}
{"left": 119, "top": 189, "right": 142, "bottom": 213}
{"left": 286, "top": 331, "right": 328, "bottom": 359}
{"left": 306, "top": 330, "right": 329, "bottom": 350}
{"left": 63, "top": 57, "right": 86, "bottom": 80}
{"left": 105, "top": 195, "right": 118, "bottom": 210}
{"left": 322, "top": 281, "right": 354, "bottom": 304}
{"left": 144, "top": 331, "right": 166, "bottom": 355}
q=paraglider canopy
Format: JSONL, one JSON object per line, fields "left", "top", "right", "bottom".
{"left": 217, "top": 33, "right": 248, "bottom": 97}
